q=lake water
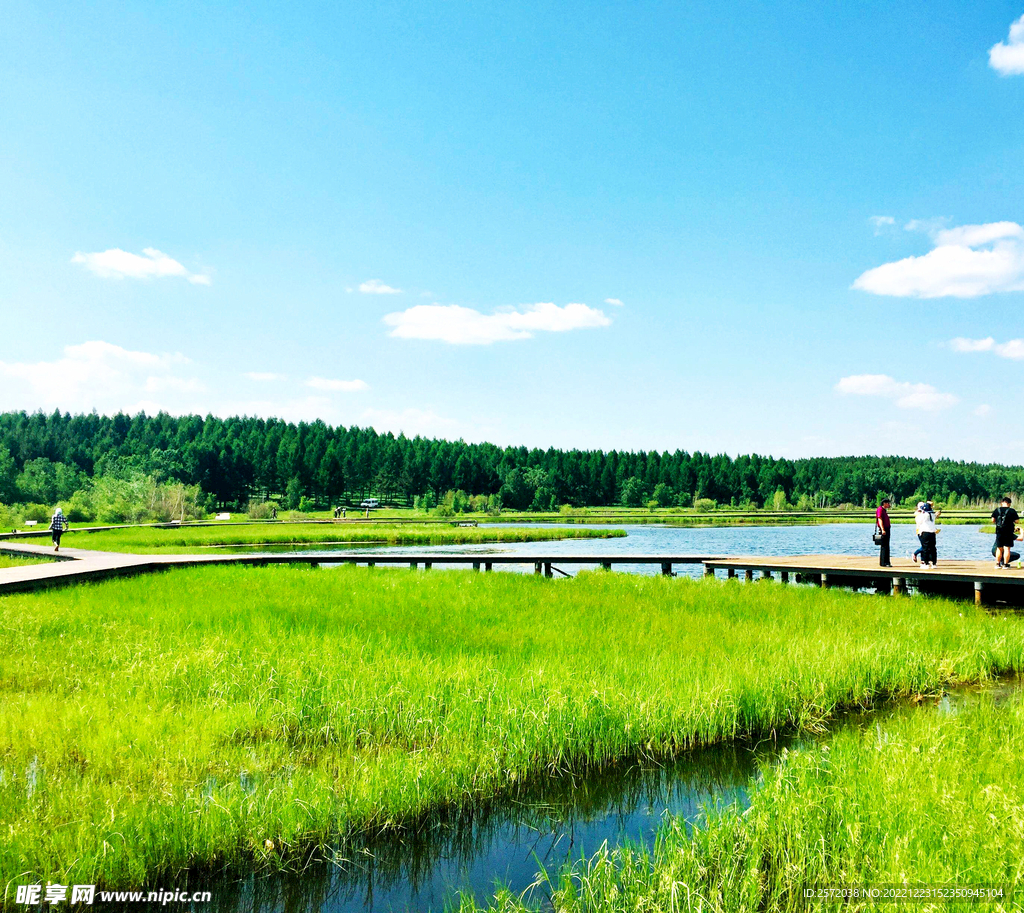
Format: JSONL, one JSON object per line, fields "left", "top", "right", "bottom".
{"left": 255, "top": 522, "right": 997, "bottom": 579}
{"left": 192, "top": 679, "right": 1021, "bottom": 913}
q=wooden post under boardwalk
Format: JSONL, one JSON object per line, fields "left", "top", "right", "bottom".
{"left": 820, "top": 573, "right": 829, "bottom": 588}
{"left": 761, "top": 570, "right": 771, "bottom": 580}
{"left": 424, "top": 562, "right": 432, "bottom": 570}
{"left": 544, "top": 562, "right": 553, "bottom": 578}
{"left": 893, "top": 577, "right": 905, "bottom": 596}
{"left": 602, "top": 561, "right": 612, "bottom": 571}
{"left": 485, "top": 562, "right": 492, "bottom": 572}
{"left": 780, "top": 571, "right": 789, "bottom": 583}
{"left": 744, "top": 569, "right": 753, "bottom": 582}
{"left": 727, "top": 568, "right": 736, "bottom": 579}
{"left": 704, "top": 564, "right": 714, "bottom": 577}
{"left": 661, "top": 562, "right": 672, "bottom": 576}
{"left": 472, "top": 562, "right": 480, "bottom": 571}
{"left": 534, "top": 562, "right": 542, "bottom": 575}
{"left": 409, "top": 562, "right": 417, "bottom": 569}
{"left": 975, "top": 581, "right": 984, "bottom": 606}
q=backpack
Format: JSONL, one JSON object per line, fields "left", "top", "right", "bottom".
{"left": 995, "top": 506, "right": 1015, "bottom": 532}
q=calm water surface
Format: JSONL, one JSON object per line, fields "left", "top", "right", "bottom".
{"left": 250, "top": 522, "right": 994, "bottom": 579}
{"left": 191, "top": 680, "right": 1021, "bottom": 913}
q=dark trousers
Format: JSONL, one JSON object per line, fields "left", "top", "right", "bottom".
{"left": 879, "top": 533, "right": 891, "bottom": 567}
{"left": 919, "top": 531, "right": 937, "bottom": 565}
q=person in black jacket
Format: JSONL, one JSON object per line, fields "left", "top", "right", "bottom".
{"left": 992, "top": 497, "right": 1021, "bottom": 569}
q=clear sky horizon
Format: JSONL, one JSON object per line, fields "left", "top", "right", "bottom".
{"left": 3, "top": 2, "right": 1024, "bottom": 462}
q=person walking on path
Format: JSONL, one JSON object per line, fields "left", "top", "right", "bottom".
{"left": 49, "top": 506, "right": 68, "bottom": 552}
{"left": 915, "top": 501, "right": 938, "bottom": 568}
{"left": 992, "top": 496, "right": 1020, "bottom": 569}
{"left": 875, "top": 497, "right": 892, "bottom": 567}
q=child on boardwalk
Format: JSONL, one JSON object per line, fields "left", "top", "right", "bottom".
{"left": 49, "top": 506, "right": 68, "bottom": 552}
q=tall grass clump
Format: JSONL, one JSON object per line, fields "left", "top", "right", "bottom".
{"left": 63, "top": 523, "right": 624, "bottom": 553}
{"left": 487, "top": 694, "right": 1024, "bottom": 913}
{"left": 1, "top": 567, "right": 1022, "bottom": 896}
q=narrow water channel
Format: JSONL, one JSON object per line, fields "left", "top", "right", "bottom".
{"left": 185, "top": 679, "right": 1021, "bottom": 913}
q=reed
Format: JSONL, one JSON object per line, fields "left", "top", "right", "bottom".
{"left": 62, "top": 522, "right": 624, "bottom": 553}
{"left": 1, "top": 567, "right": 1022, "bottom": 897}
{"left": 479, "top": 691, "right": 1024, "bottom": 912}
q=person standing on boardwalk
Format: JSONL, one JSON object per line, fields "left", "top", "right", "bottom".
{"left": 875, "top": 497, "right": 892, "bottom": 567}
{"left": 49, "top": 506, "right": 68, "bottom": 552}
{"left": 992, "top": 496, "right": 1019, "bottom": 569}
{"left": 915, "top": 501, "right": 938, "bottom": 568}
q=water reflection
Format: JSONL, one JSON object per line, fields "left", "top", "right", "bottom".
{"left": 192, "top": 739, "right": 785, "bottom": 913}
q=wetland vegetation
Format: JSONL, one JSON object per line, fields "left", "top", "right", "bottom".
{"left": 2, "top": 566, "right": 1022, "bottom": 898}
{"left": 56, "top": 522, "right": 623, "bottom": 554}
{"left": 463, "top": 692, "right": 1024, "bottom": 912}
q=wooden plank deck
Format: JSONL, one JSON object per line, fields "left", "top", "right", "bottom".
{"left": 3, "top": 541, "right": 1021, "bottom": 606}
{"left": 0, "top": 542, "right": 719, "bottom": 593}
{"left": 703, "top": 554, "right": 1024, "bottom": 604}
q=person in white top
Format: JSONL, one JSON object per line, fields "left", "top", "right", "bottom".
{"left": 914, "top": 501, "right": 938, "bottom": 568}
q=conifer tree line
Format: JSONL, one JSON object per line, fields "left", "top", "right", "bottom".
{"left": 1, "top": 409, "right": 1022, "bottom": 511}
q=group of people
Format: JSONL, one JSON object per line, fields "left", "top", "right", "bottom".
{"left": 875, "top": 496, "right": 1022, "bottom": 569}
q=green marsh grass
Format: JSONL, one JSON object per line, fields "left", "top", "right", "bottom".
{"left": 1, "top": 568, "right": 1023, "bottom": 896}
{"left": 63, "top": 522, "right": 623, "bottom": 553}
{"left": 0, "top": 554, "right": 49, "bottom": 569}
{"left": 476, "top": 691, "right": 1024, "bottom": 913}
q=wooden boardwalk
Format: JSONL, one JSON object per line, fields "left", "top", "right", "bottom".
{"left": 704, "top": 554, "right": 1024, "bottom": 604}
{"left": 0, "top": 542, "right": 717, "bottom": 593}
{"left": 3, "top": 542, "right": 1022, "bottom": 605}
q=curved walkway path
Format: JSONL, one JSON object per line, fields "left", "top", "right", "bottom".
{"left": 0, "top": 542, "right": 719, "bottom": 594}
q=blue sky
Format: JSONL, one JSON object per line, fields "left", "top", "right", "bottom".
{"left": 2, "top": 1, "right": 1024, "bottom": 461}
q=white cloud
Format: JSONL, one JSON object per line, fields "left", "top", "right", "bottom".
{"left": 0, "top": 341, "right": 201, "bottom": 414}
{"left": 950, "top": 336, "right": 1024, "bottom": 359}
{"left": 359, "top": 279, "right": 402, "bottom": 294}
{"left": 975, "top": 404, "right": 993, "bottom": 417}
{"left": 71, "top": 247, "right": 211, "bottom": 285}
{"left": 835, "top": 374, "right": 959, "bottom": 411}
{"left": 903, "top": 217, "right": 951, "bottom": 236}
{"left": 990, "top": 14, "right": 1024, "bottom": 75}
{"left": 306, "top": 377, "right": 370, "bottom": 392}
{"left": 244, "top": 371, "right": 287, "bottom": 382}
{"left": 383, "top": 301, "right": 611, "bottom": 345}
{"left": 853, "top": 221, "right": 1024, "bottom": 298}
{"left": 604, "top": 297, "right": 625, "bottom": 306}
{"left": 870, "top": 215, "right": 896, "bottom": 235}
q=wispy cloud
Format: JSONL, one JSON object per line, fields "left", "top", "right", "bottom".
{"left": 853, "top": 220, "right": 1024, "bottom": 298}
{"left": 306, "top": 377, "right": 370, "bottom": 392}
{"left": 359, "top": 279, "right": 402, "bottom": 294}
{"left": 72, "top": 247, "right": 211, "bottom": 285}
{"left": 0, "top": 341, "right": 201, "bottom": 414}
{"left": 869, "top": 215, "right": 896, "bottom": 235}
{"left": 604, "top": 297, "right": 624, "bottom": 306}
{"left": 244, "top": 371, "right": 288, "bottom": 382}
{"left": 383, "top": 302, "right": 611, "bottom": 345}
{"left": 950, "top": 337, "right": 1024, "bottom": 359}
{"left": 835, "top": 374, "right": 959, "bottom": 411}
{"left": 975, "top": 404, "right": 993, "bottom": 417}
{"left": 990, "top": 14, "right": 1024, "bottom": 75}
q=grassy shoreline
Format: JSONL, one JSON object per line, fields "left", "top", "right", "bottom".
{"left": 58, "top": 523, "right": 625, "bottom": 554}
{"left": 469, "top": 693, "right": 1024, "bottom": 912}
{"left": 2, "top": 567, "right": 1023, "bottom": 898}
